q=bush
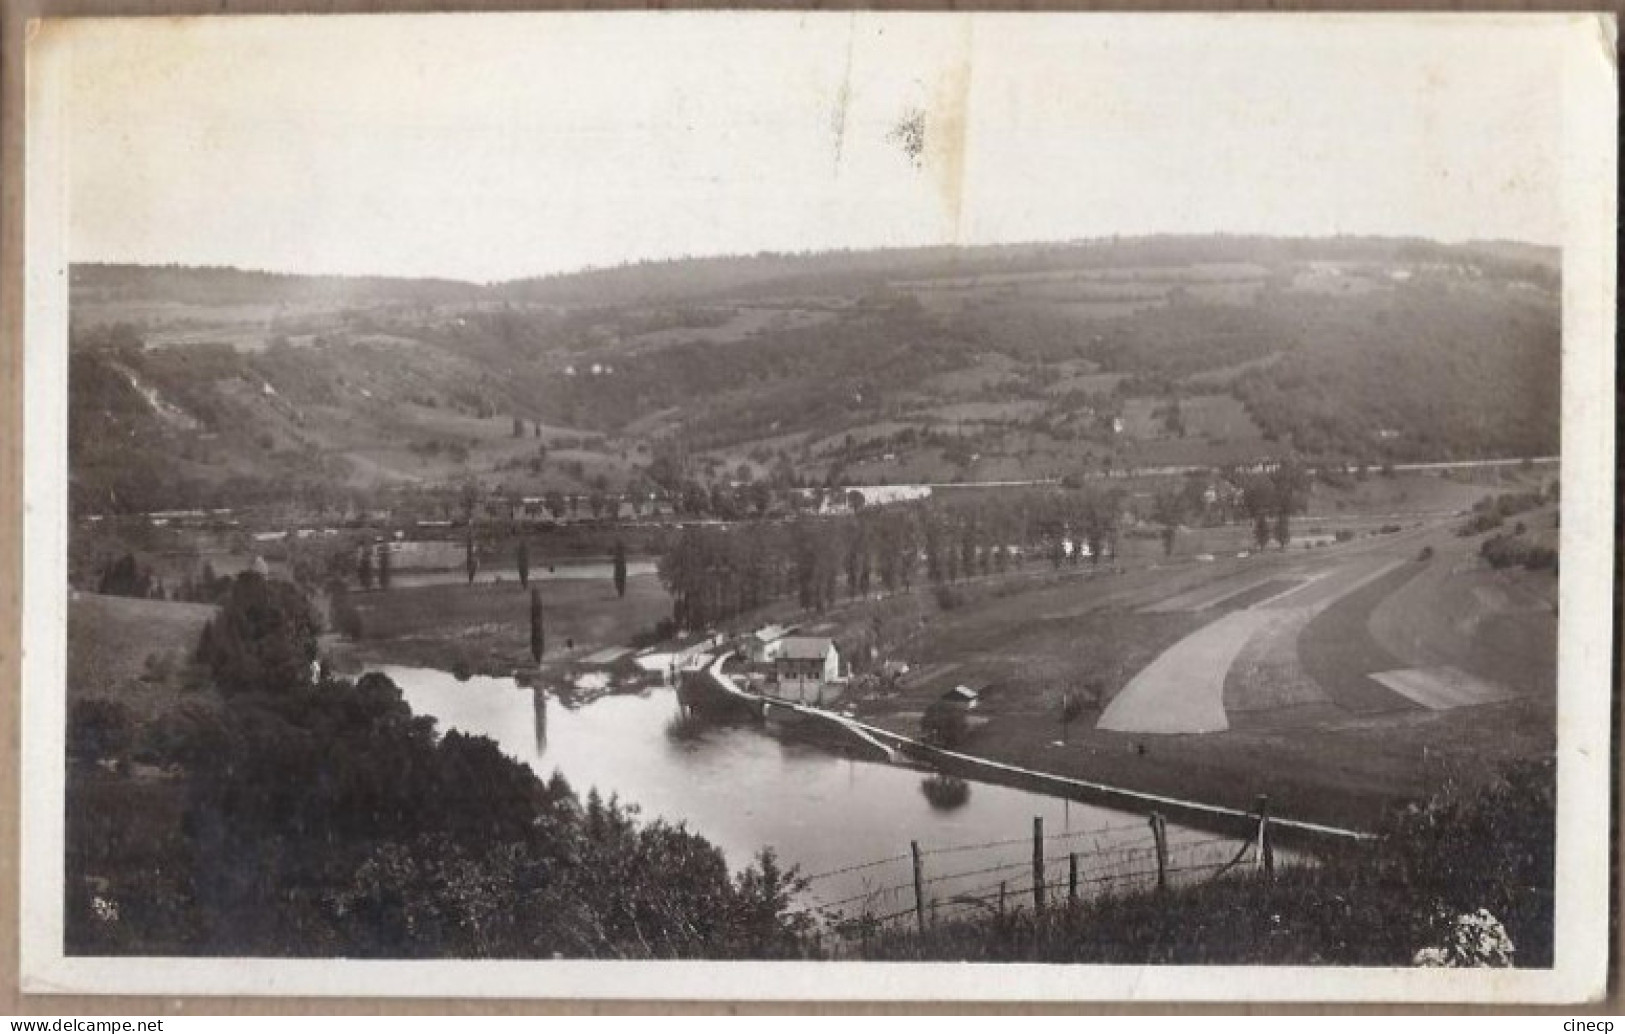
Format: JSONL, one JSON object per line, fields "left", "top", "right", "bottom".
{"left": 920, "top": 702, "right": 969, "bottom": 748}
{"left": 68, "top": 698, "right": 133, "bottom": 763}
{"left": 630, "top": 617, "right": 678, "bottom": 650}
{"left": 195, "top": 572, "right": 319, "bottom": 695}
{"left": 1457, "top": 511, "right": 1503, "bottom": 537}
{"left": 329, "top": 587, "right": 364, "bottom": 641}
{"left": 933, "top": 585, "right": 966, "bottom": 611}
{"left": 1481, "top": 534, "right": 1558, "bottom": 572}
{"left": 920, "top": 773, "right": 971, "bottom": 810}
{"left": 1416, "top": 545, "right": 1435, "bottom": 562}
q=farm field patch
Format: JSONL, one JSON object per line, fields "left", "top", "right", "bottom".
{"left": 342, "top": 571, "right": 672, "bottom": 676}
{"left": 1296, "top": 563, "right": 1426, "bottom": 714}
{"left": 1097, "top": 609, "right": 1282, "bottom": 734}
{"left": 65, "top": 593, "right": 223, "bottom": 763}
{"left": 1368, "top": 666, "right": 1516, "bottom": 710}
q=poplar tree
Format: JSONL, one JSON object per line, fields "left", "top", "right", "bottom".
{"left": 612, "top": 540, "right": 628, "bottom": 599}
{"left": 529, "top": 587, "right": 544, "bottom": 664}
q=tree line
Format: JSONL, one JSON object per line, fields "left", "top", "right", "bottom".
{"left": 656, "top": 488, "right": 1124, "bottom": 632}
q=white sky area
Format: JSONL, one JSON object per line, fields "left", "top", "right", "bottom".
{"left": 52, "top": 13, "right": 1566, "bottom": 283}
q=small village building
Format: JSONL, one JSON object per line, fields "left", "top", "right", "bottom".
{"left": 744, "top": 624, "right": 792, "bottom": 663}
{"left": 775, "top": 637, "right": 840, "bottom": 688}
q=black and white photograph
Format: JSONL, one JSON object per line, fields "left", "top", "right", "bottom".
{"left": 17, "top": 10, "right": 1616, "bottom": 1003}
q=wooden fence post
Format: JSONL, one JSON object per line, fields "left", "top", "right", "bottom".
{"left": 998, "top": 882, "right": 1007, "bottom": 917}
{"left": 1150, "top": 812, "right": 1168, "bottom": 892}
{"left": 1254, "top": 795, "right": 1274, "bottom": 880}
{"left": 1032, "top": 817, "right": 1046, "bottom": 915}
{"left": 911, "top": 840, "right": 927, "bottom": 935}
{"left": 1068, "top": 852, "right": 1079, "bottom": 904}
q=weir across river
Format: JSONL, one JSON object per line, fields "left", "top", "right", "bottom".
{"left": 678, "top": 653, "right": 1374, "bottom": 847}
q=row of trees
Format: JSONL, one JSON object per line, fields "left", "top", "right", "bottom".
{"left": 356, "top": 543, "right": 393, "bottom": 590}
{"left": 1142, "top": 461, "right": 1310, "bottom": 555}
{"left": 95, "top": 553, "right": 267, "bottom": 605}
{"left": 656, "top": 489, "right": 1124, "bottom": 632}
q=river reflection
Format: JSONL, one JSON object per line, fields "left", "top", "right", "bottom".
{"left": 382, "top": 665, "right": 1241, "bottom": 921}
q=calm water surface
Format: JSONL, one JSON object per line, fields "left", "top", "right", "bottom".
{"left": 384, "top": 665, "right": 1240, "bottom": 921}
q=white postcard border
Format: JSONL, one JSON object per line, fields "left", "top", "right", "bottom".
{"left": 18, "top": 10, "right": 1617, "bottom": 1004}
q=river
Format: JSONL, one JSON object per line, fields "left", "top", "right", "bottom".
{"left": 383, "top": 665, "right": 1255, "bottom": 928}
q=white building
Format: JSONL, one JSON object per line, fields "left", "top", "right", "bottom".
{"left": 776, "top": 634, "right": 845, "bottom": 689}
{"left": 744, "top": 624, "right": 791, "bottom": 663}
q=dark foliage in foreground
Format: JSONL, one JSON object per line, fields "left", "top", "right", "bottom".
{"left": 853, "top": 760, "right": 1554, "bottom": 967}
{"left": 67, "top": 574, "right": 810, "bottom": 959}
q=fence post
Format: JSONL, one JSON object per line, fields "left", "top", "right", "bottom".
{"left": 1150, "top": 812, "right": 1168, "bottom": 892}
{"left": 1032, "top": 816, "right": 1046, "bottom": 915}
{"left": 1254, "top": 795, "right": 1274, "bottom": 880}
{"left": 998, "top": 882, "right": 1007, "bottom": 917}
{"left": 911, "top": 840, "right": 927, "bottom": 935}
{"left": 1068, "top": 852, "right": 1079, "bottom": 904}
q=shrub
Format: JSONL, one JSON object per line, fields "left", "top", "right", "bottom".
{"left": 1481, "top": 534, "right": 1558, "bottom": 572}
{"left": 329, "top": 587, "right": 364, "bottom": 641}
{"left": 68, "top": 698, "right": 133, "bottom": 763}
{"left": 920, "top": 702, "right": 969, "bottom": 748}
{"left": 1417, "top": 545, "right": 1435, "bottom": 562}
{"left": 196, "top": 572, "right": 319, "bottom": 695}
{"left": 920, "top": 773, "right": 971, "bottom": 810}
{"left": 1457, "top": 511, "right": 1504, "bottom": 537}
{"left": 933, "top": 585, "right": 965, "bottom": 611}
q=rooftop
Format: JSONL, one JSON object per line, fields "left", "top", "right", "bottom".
{"left": 778, "top": 636, "right": 835, "bottom": 661}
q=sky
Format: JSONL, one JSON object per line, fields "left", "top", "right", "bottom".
{"left": 46, "top": 12, "right": 1570, "bottom": 283}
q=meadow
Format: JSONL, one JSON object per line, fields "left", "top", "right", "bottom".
{"left": 338, "top": 569, "right": 673, "bottom": 676}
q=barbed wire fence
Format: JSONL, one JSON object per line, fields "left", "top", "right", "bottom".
{"left": 786, "top": 796, "right": 1284, "bottom": 949}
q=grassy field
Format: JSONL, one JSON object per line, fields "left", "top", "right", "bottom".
{"left": 67, "top": 593, "right": 216, "bottom": 721}
{"left": 340, "top": 570, "right": 673, "bottom": 675}
{"left": 836, "top": 507, "right": 1556, "bottom": 830}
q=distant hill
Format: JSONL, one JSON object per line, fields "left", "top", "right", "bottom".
{"left": 65, "top": 236, "right": 1561, "bottom": 514}
{"left": 73, "top": 263, "right": 486, "bottom": 309}
{"left": 74, "top": 235, "right": 1559, "bottom": 312}
{"left": 499, "top": 235, "right": 1559, "bottom": 307}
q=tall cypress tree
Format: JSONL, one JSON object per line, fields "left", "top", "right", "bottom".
{"left": 377, "top": 544, "right": 392, "bottom": 590}
{"left": 517, "top": 541, "right": 531, "bottom": 589}
{"left": 529, "top": 587, "right": 544, "bottom": 664}
{"left": 612, "top": 540, "right": 627, "bottom": 599}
